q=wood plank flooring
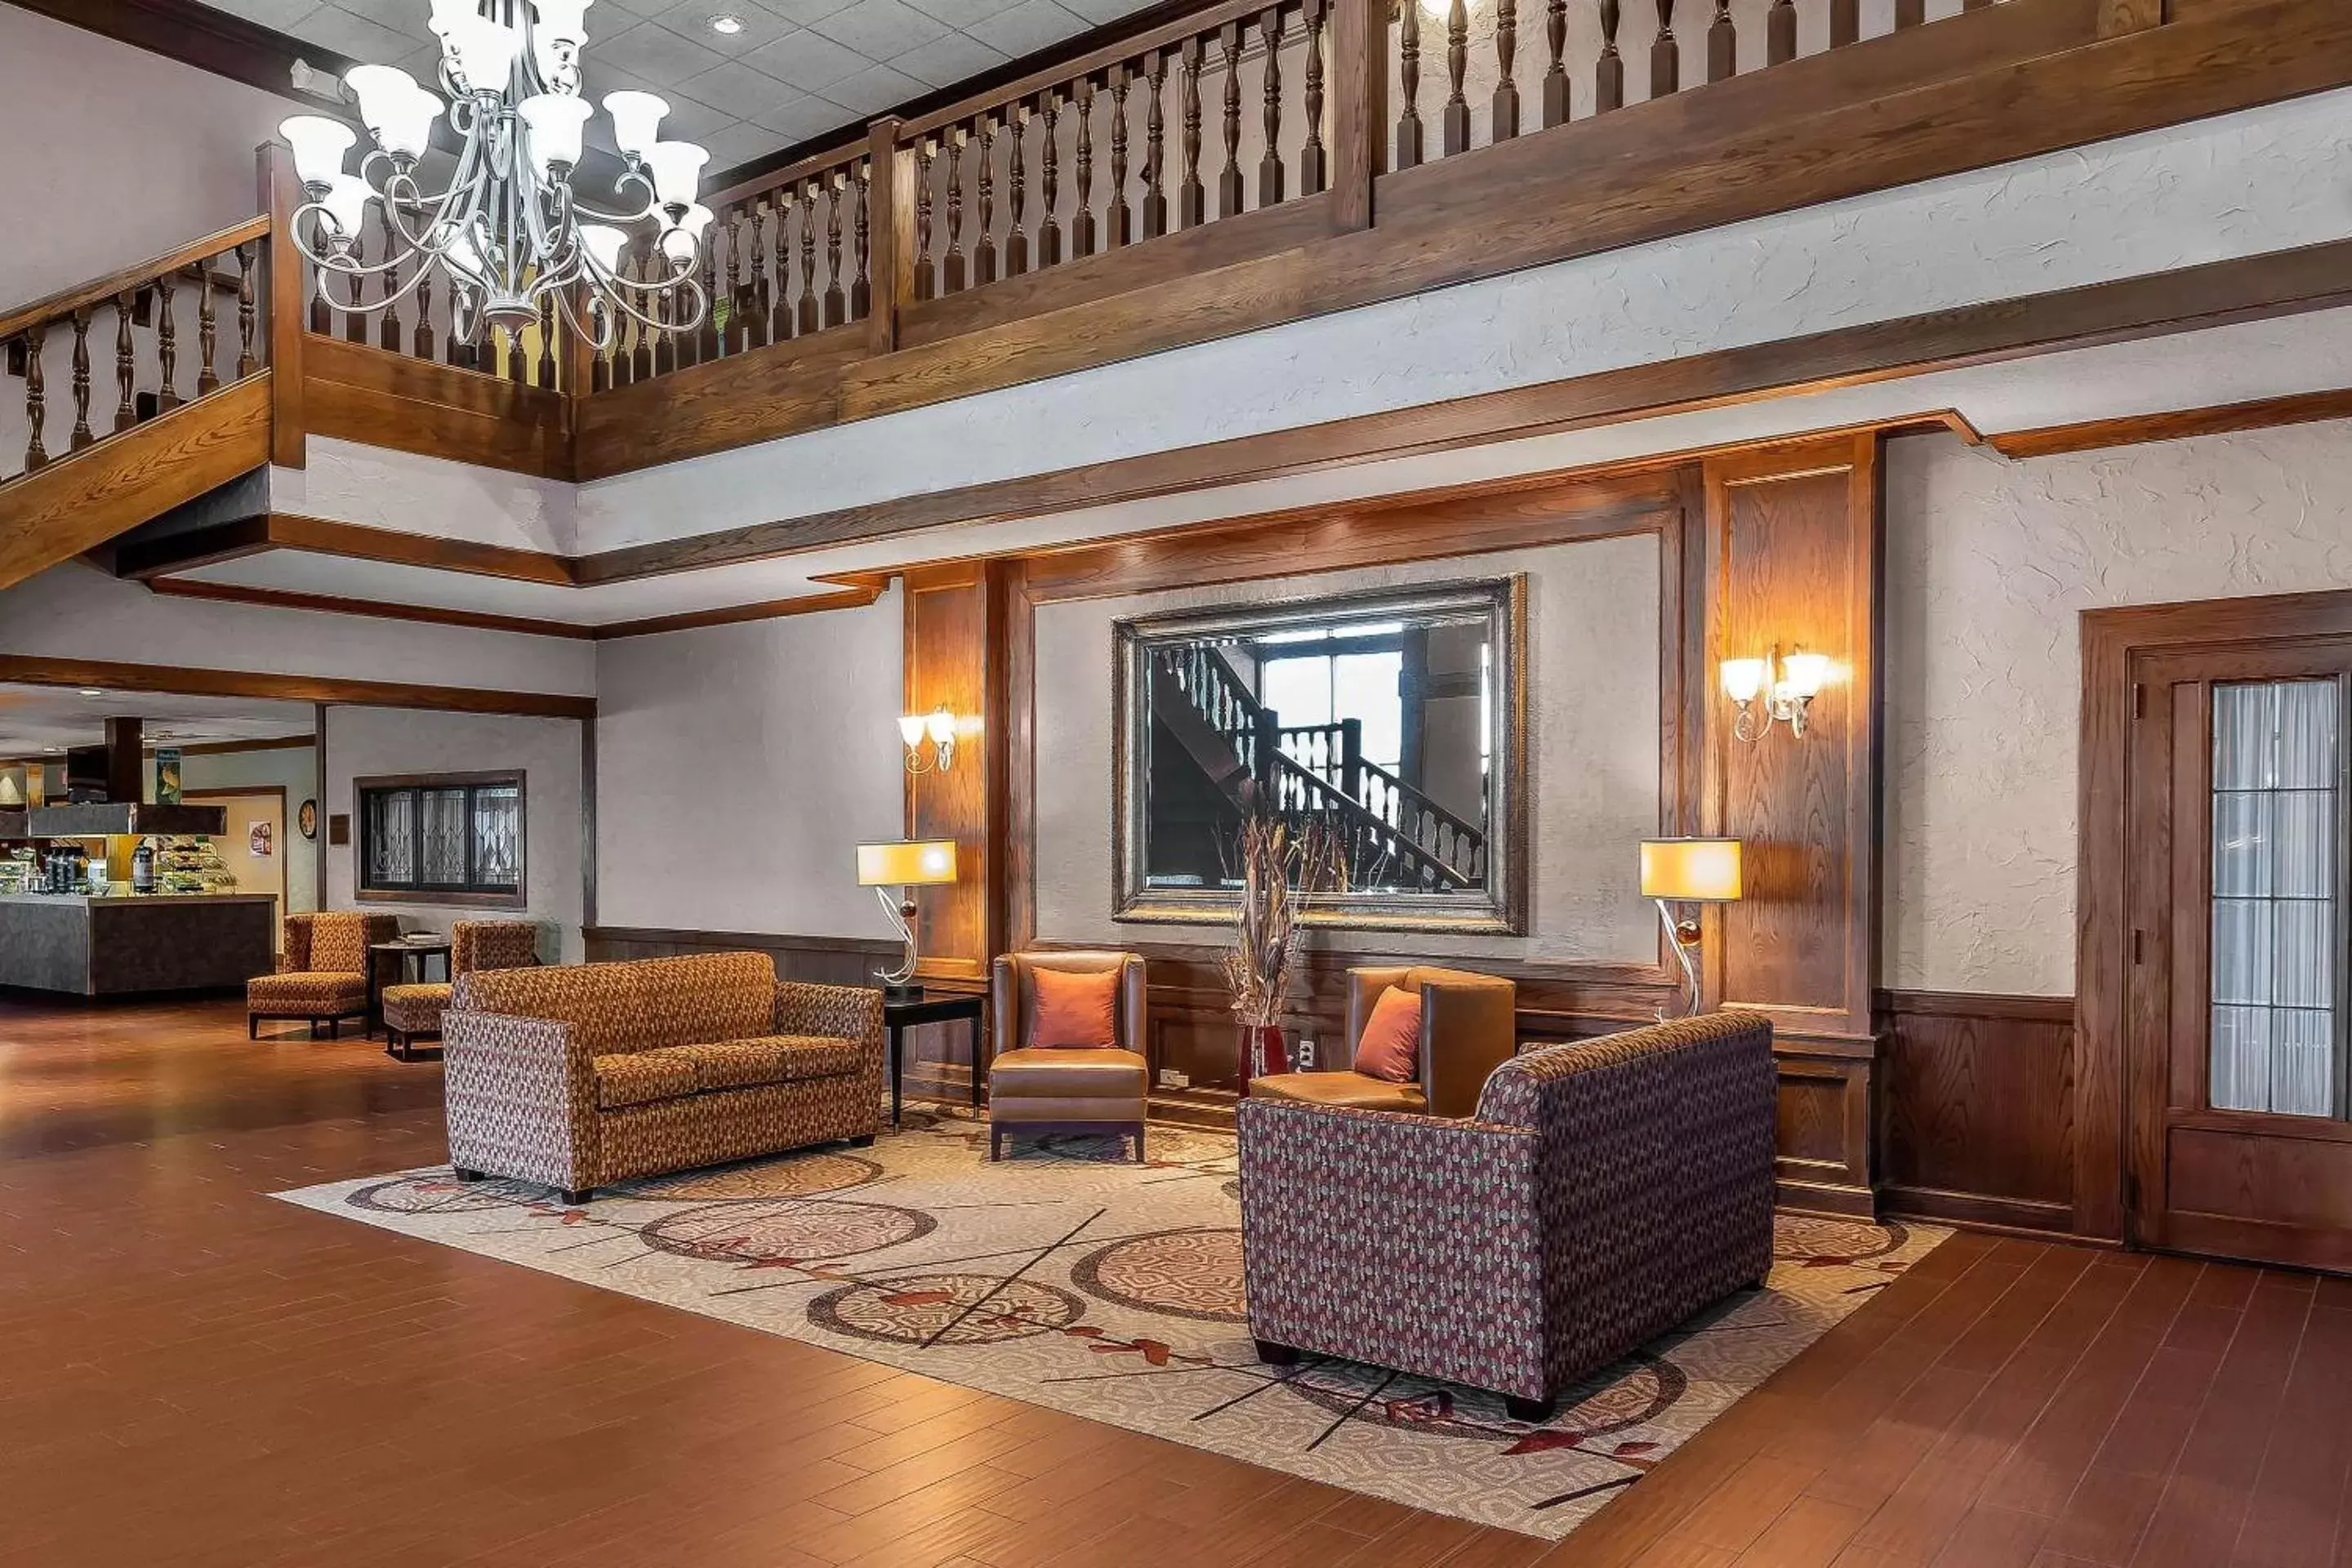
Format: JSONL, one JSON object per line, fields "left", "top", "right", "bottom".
{"left": 1, "top": 995, "right": 2345, "bottom": 1567}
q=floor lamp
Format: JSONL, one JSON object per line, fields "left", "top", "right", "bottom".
{"left": 856, "top": 840, "right": 959, "bottom": 1000}
{"left": 1638, "top": 838, "right": 1744, "bottom": 1018}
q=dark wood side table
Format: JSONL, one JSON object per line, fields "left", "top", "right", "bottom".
{"left": 881, "top": 991, "right": 987, "bottom": 1128}
{"left": 368, "top": 939, "right": 452, "bottom": 1036}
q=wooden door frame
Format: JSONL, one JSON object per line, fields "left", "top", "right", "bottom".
{"left": 2078, "top": 587, "right": 2352, "bottom": 1243}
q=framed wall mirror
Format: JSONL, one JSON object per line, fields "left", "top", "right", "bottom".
{"left": 1112, "top": 577, "right": 1527, "bottom": 933}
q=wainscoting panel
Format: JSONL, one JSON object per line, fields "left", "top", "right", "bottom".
{"left": 1875, "top": 989, "right": 2078, "bottom": 1235}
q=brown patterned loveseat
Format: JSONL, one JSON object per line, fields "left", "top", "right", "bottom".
{"left": 1236, "top": 1011, "right": 1777, "bottom": 1423}
{"left": 443, "top": 952, "right": 884, "bottom": 1205}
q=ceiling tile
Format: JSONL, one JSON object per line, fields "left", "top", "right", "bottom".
{"left": 591, "top": 20, "right": 731, "bottom": 82}
{"left": 749, "top": 92, "right": 858, "bottom": 140}
{"left": 602, "top": 0, "right": 681, "bottom": 15}
{"left": 898, "top": 0, "right": 1021, "bottom": 29}
{"left": 1055, "top": 0, "right": 1156, "bottom": 22}
{"left": 293, "top": 5, "right": 426, "bottom": 64}
{"left": 679, "top": 58, "right": 795, "bottom": 116}
{"left": 194, "top": 0, "right": 326, "bottom": 32}
{"left": 653, "top": 91, "right": 737, "bottom": 140}
{"left": 651, "top": 0, "right": 799, "bottom": 51}
{"left": 697, "top": 120, "right": 786, "bottom": 169}
{"left": 808, "top": 0, "right": 949, "bottom": 59}
{"left": 822, "top": 60, "right": 925, "bottom": 115}
{"left": 743, "top": 30, "right": 869, "bottom": 91}
{"left": 760, "top": 0, "right": 862, "bottom": 24}
{"left": 889, "top": 30, "right": 1006, "bottom": 87}
{"left": 964, "top": 0, "right": 1089, "bottom": 56}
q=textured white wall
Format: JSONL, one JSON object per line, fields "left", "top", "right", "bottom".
{"left": 278, "top": 443, "right": 581, "bottom": 556}
{"left": 176, "top": 744, "right": 321, "bottom": 916}
{"left": 591, "top": 592, "right": 906, "bottom": 939}
{"left": 1031, "top": 535, "right": 1662, "bottom": 963}
{"left": 577, "top": 87, "right": 2352, "bottom": 554}
{"left": 1883, "top": 422, "right": 2352, "bottom": 996}
{"left": 0, "top": 562, "right": 597, "bottom": 697}
{"left": 324, "top": 707, "right": 586, "bottom": 962}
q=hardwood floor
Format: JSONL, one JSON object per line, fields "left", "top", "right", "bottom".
{"left": 1, "top": 995, "right": 2344, "bottom": 1567}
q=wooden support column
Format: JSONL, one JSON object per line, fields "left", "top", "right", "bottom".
{"left": 258, "top": 142, "right": 306, "bottom": 470}
{"left": 867, "top": 117, "right": 913, "bottom": 357}
{"left": 104, "top": 716, "right": 143, "bottom": 804}
{"left": 1701, "top": 434, "right": 1885, "bottom": 1217}
{"left": 1329, "top": 0, "right": 1386, "bottom": 232}
{"left": 902, "top": 562, "right": 1012, "bottom": 1089}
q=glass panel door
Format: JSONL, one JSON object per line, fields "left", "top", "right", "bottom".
{"left": 2209, "top": 678, "right": 2350, "bottom": 1119}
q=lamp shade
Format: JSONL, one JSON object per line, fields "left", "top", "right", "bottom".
{"left": 858, "top": 840, "right": 958, "bottom": 887}
{"left": 601, "top": 90, "right": 668, "bottom": 158}
{"left": 280, "top": 115, "right": 356, "bottom": 186}
{"left": 1640, "top": 838, "right": 1742, "bottom": 902}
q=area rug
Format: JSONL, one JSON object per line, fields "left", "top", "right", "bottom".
{"left": 274, "top": 1110, "right": 1944, "bottom": 1540}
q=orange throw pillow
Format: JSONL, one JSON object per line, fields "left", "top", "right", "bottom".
{"left": 1352, "top": 986, "right": 1423, "bottom": 1083}
{"left": 1031, "top": 966, "right": 1122, "bottom": 1048}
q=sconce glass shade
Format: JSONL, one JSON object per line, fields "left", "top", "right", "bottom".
{"left": 858, "top": 840, "right": 959, "bottom": 887}
{"left": 1640, "top": 838, "right": 1744, "bottom": 902}
{"left": 1780, "top": 651, "right": 1831, "bottom": 698}
{"left": 923, "top": 709, "right": 956, "bottom": 746}
{"left": 1720, "top": 657, "right": 1767, "bottom": 704}
{"left": 280, "top": 115, "right": 356, "bottom": 187}
{"left": 601, "top": 91, "right": 669, "bottom": 158}
{"left": 897, "top": 714, "right": 928, "bottom": 748}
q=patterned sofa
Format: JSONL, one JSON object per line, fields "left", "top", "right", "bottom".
{"left": 247, "top": 911, "right": 402, "bottom": 1040}
{"left": 1236, "top": 1011, "right": 1777, "bottom": 1422}
{"left": 380, "top": 920, "right": 542, "bottom": 1062}
{"left": 442, "top": 951, "right": 884, "bottom": 1204}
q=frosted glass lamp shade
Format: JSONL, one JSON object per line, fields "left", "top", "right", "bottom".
{"left": 858, "top": 840, "right": 959, "bottom": 888}
{"left": 1640, "top": 839, "right": 1744, "bottom": 902}
{"left": 427, "top": 0, "right": 483, "bottom": 37}
{"left": 1780, "top": 651, "right": 1831, "bottom": 698}
{"left": 601, "top": 91, "right": 668, "bottom": 158}
{"left": 345, "top": 65, "right": 418, "bottom": 131}
{"left": 578, "top": 224, "right": 628, "bottom": 274}
{"left": 318, "top": 175, "right": 377, "bottom": 238}
{"left": 446, "top": 16, "right": 521, "bottom": 92}
{"left": 280, "top": 115, "right": 356, "bottom": 186}
{"left": 530, "top": 0, "right": 594, "bottom": 46}
{"left": 658, "top": 203, "right": 712, "bottom": 264}
{"left": 519, "top": 93, "right": 592, "bottom": 172}
{"left": 443, "top": 225, "right": 488, "bottom": 282}
{"left": 642, "top": 140, "right": 708, "bottom": 207}
{"left": 897, "top": 715, "right": 928, "bottom": 747}
{"left": 1719, "top": 657, "right": 1767, "bottom": 704}
{"left": 923, "top": 710, "right": 956, "bottom": 746}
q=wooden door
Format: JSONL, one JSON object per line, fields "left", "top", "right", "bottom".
{"left": 2127, "top": 639, "right": 2352, "bottom": 1272}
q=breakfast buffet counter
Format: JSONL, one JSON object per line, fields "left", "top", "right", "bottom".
{"left": 0, "top": 893, "right": 278, "bottom": 996}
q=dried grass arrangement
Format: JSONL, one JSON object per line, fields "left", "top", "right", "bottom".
{"left": 1222, "top": 815, "right": 1349, "bottom": 1028}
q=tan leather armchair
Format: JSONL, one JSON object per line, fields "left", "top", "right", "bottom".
{"left": 1248, "top": 964, "right": 1518, "bottom": 1118}
{"left": 988, "top": 951, "right": 1149, "bottom": 1161}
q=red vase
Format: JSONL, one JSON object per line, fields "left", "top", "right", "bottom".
{"left": 1239, "top": 1022, "right": 1290, "bottom": 1082}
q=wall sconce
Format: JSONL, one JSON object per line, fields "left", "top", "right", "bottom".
{"left": 898, "top": 707, "right": 957, "bottom": 774}
{"left": 1722, "top": 646, "right": 1830, "bottom": 742}
{"left": 1639, "top": 837, "right": 1743, "bottom": 1018}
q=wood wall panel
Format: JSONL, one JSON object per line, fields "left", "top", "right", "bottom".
{"left": 902, "top": 563, "right": 1009, "bottom": 987}
{"left": 1877, "top": 990, "right": 2078, "bottom": 1234}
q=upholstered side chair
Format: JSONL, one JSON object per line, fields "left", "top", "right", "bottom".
{"left": 1248, "top": 964, "right": 1518, "bottom": 1118}
{"left": 987, "top": 951, "right": 1150, "bottom": 1161}
{"left": 247, "top": 911, "right": 402, "bottom": 1040}
{"left": 381, "top": 920, "right": 543, "bottom": 1062}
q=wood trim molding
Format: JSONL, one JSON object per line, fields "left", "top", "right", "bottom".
{"left": 582, "top": 925, "right": 899, "bottom": 956}
{"left": 301, "top": 335, "right": 574, "bottom": 480}
{"left": 0, "top": 655, "right": 595, "bottom": 720}
{"left": 7, "top": 0, "right": 360, "bottom": 107}
{"left": 119, "top": 513, "right": 575, "bottom": 586}
{"left": 590, "top": 581, "right": 890, "bottom": 640}
{"left": 144, "top": 577, "right": 595, "bottom": 641}
{"left": 1987, "top": 386, "right": 2352, "bottom": 460}
{"left": 1876, "top": 989, "right": 2074, "bottom": 1023}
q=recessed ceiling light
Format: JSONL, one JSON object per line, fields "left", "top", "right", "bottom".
{"left": 78, "top": 688, "right": 105, "bottom": 697}
{"left": 42, "top": 746, "right": 60, "bottom": 754}
{"left": 708, "top": 12, "right": 746, "bottom": 33}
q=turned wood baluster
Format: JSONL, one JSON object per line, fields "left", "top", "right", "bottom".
{"left": 914, "top": 138, "right": 938, "bottom": 299}
{"left": 113, "top": 292, "right": 136, "bottom": 432}
{"left": 608, "top": 285, "right": 630, "bottom": 389}
{"left": 799, "top": 177, "right": 821, "bottom": 335}
{"left": 1217, "top": 22, "right": 1244, "bottom": 218}
{"left": 1442, "top": 0, "right": 1470, "bottom": 155}
{"left": 770, "top": 194, "right": 792, "bottom": 341}
{"left": 1300, "top": 0, "right": 1328, "bottom": 195}
{"left": 1830, "top": 0, "right": 1858, "bottom": 47}
{"left": 379, "top": 208, "right": 403, "bottom": 352}
{"left": 537, "top": 296, "right": 557, "bottom": 389}
{"left": 744, "top": 204, "right": 769, "bottom": 350}
{"left": 196, "top": 256, "right": 220, "bottom": 395}
{"left": 723, "top": 207, "right": 743, "bottom": 350}
{"left": 1396, "top": 0, "right": 1423, "bottom": 168}
{"left": 415, "top": 269, "right": 436, "bottom": 363}
{"left": 1178, "top": 37, "right": 1206, "bottom": 227}
{"left": 1073, "top": 78, "right": 1096, "bottom": 259}
{"left": 1258, "top": 7, "right": 1285, "bottom": 205}
{"left": 697, "top": 228, "right": 722, "bottom": 359}
{"left": 636, "top": 251, "right": 661, "bottom": 378}
{"left": 1038, "top": 91, "right": 1062, "bottom": 267}
{"left": 234, "top": 242, "right": 258, "bottom": 378}
{"left": 69, "top": 309, "right": 93, "bottom": 449}
{"left": 155, "top": 270, "right": 180, "bottom": 413}
{"left": 507, "top": 321, "right": 528, "bottom": 384}
{"left": 1007, "top": 104, "right": 1031, "bottom": 275}
{"left": 1768, "top": 0, "right": 1794, "bottom": 64}
{"left": 1107, "top": 65, "right": 1132, "bottom": 247}
{"left": 941, "top": 130, "right": 969, "bottom": 289}
{"left": 825, "top": 172, "right": 847, "bottom": 327}
{"left": 345, "top": 229, "right": 370, "bottom": 344}
{"left": 1143, "top": 51, "right": 1169, "bottom": 238}
{"left": 1651, "top": 0, "right": 1677, "bottom": 97}
{"left": 653, "top": 252, "right": 677, "bottom": 376}
{"left": 852, "top": 158, "right": 872, "bottom": 321}
{"left": 1542, "top": 0, "right": 1568, "bottom": 126}
{"left": 1708, "top": 0, "right": 1734, "bottom": 82}
{"left": 976, "top": 116, "right": 1000, "bottom": 286}
{"left": 1895, "top": 0, "right": 1925, "bottom": 25}
{"left": 21, "top": 323, "right": 46, "bottom": 471}
{"left": 309, "top": 252, "right": 332, "bottom": 336}
{"left": 593, "top": 308, "right": 613, "bottom": 393}
{"left": 1596, "top": 0, "right": 1624, "bottom": 111}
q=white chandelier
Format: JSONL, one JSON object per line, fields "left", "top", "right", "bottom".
{"left": 278, "top": 0, "right": 713, "bottom": 355}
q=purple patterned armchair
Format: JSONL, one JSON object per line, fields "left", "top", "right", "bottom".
{"left": 1236, "top": 1011, "right": 1777, "bottom": 1422}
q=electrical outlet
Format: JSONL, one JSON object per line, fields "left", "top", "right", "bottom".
{"left": 1157, "top": 1068, "right": 1191, "bottom": 1089}
{"left": 1294, "top": 1037, "right": 1317, "bottom": 1071}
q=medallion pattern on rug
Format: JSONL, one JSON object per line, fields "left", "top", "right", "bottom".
{"left": 277, "top": 1111, "right": 1944, "bottom": 1540}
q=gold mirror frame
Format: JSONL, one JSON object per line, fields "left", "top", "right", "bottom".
{"left": 1111, "top": 575, "right": 1529, "bottom": 934}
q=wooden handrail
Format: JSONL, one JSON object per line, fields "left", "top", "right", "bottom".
{"left": 0, "top": 214, "right": 270, "bottom": 345}
{"left": 707, "top": 140, "right": 869, "bottom": 211}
